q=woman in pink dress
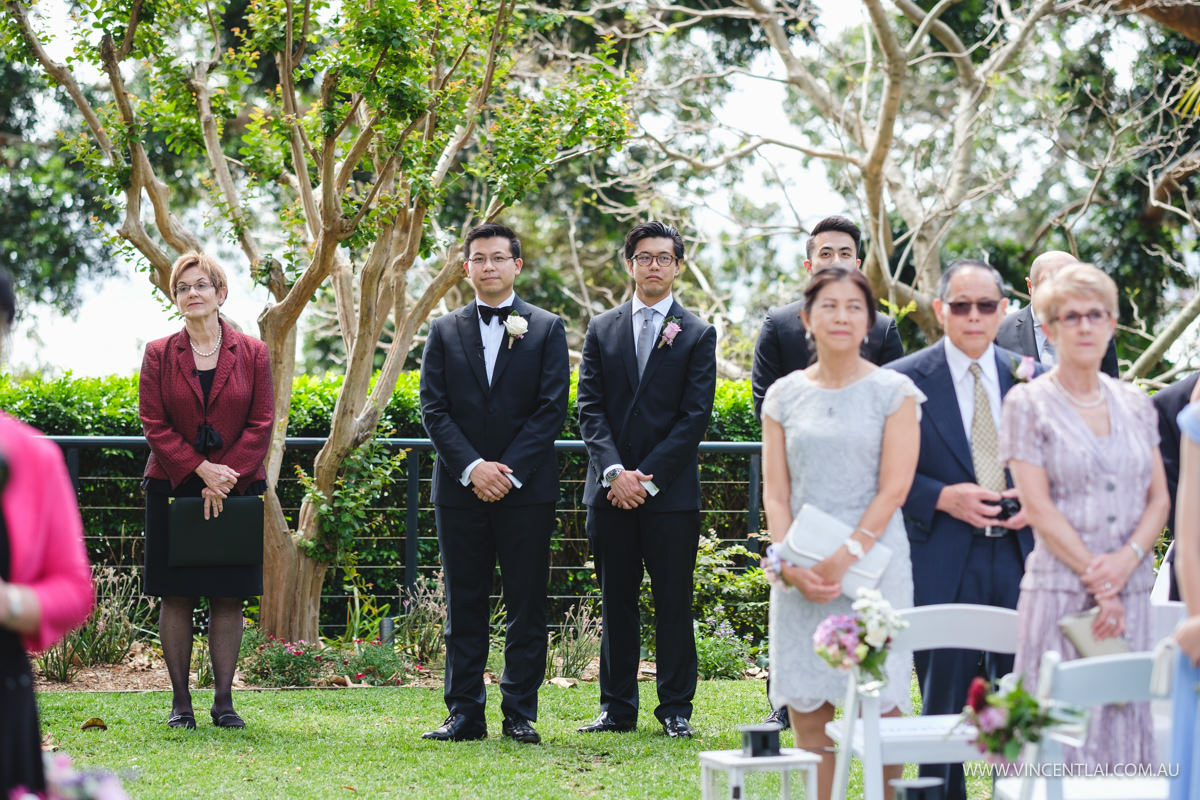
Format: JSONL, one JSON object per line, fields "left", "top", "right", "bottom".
{"left": 0, "top": 269, "right": 95, "bottom": 794}
{"left": 999, "top": 262, "right": 1167, "bottom": 766}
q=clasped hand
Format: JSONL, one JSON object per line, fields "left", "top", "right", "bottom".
{"left": 470, "top": 461, "right": 514, "bottom": 503}
{"left": 1082, "top": 548, "right": 1137, "bottom": 599}
{"left": 776, "top": 559, "right": 842, "bottom": 605}
{"left": 196, "top": 460, "right": 239, "bottom": 519}
{"left": 607, "top": 469, "right": 653, "bottom": 510}
{"left": 1091, "top": 594, "right": 1126, "bottom": 640}
{"left": 940, "top": 484, "right": 1027, "bottom": 530}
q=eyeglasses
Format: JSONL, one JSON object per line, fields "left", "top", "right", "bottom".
{"left": 631, "top": 253, "right": 677, "bottom": 268}
{"left": 1054, "top": 309, "right": 1111, "bottom": 327}
{"left": 468, "top": 255, "right": 515, "bottom": 266}
{"left": 946, "top": 299, "right": 1001, "bottom": 316}
{"left": 174, "top": 280, "right": 214, "bottom": 296}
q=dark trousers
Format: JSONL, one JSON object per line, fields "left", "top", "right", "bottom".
{"left": 916, "top": 535, "right": 1024, "bottom": 800}
{"left": 587, "top": 503, "right": 700, "bottom": 723}
{"left": 436, "top": 503, "right": 554, "bottom": 722}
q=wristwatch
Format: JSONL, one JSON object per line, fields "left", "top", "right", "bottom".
{"left": 843, "top": 538, "right": 865, "bottom": 560}
{"left": 603, "top": 465, "right": 625, "bottom": 483}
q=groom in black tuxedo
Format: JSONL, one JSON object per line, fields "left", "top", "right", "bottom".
{"left": 576, "top": 221, "right": 717, "bottom": 738}
{"left": 888, "top": 260, "right": 1037, "bottom": 800}
{"left": 419, "top": 222, "right": 569, "bottom": 744}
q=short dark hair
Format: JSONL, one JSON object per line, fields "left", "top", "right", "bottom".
{"left": 805, "top": 215, "right": 862, "bottom": 260}
{"left": 465, "top": 222, "right": 521, "bottom": 260}
{"left": 937, "top": 258, "right": 1005, "bottom": 299}
{"left": 0, "top": 267, "right": 14, "bottom": 332}
{"left": 624, "top": 221, "right": 684, "bottom": 261}
{"left": 803, "top": 266, "right": 877, "bottom": 329}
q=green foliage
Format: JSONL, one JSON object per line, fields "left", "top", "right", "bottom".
{"left": 393, "top": 571, "right": 446, "bottom": 665}
{"left": 546, "top": 601, "right": 601, "bottom": 680}
{"left": 691, "top": 533, "right": 768, "bottom": 649}
{"left": 296, "top": 435, "right": 407, "bottom": 564}
{"left": 72, "top": 565, "right": 158, "bottom": 666}
{"left": 338, "top": 563, "right": 392, "bottom": 644}
{"left": 239, "top": 627, "right": 328, "bottom": 687}
{"left": 191, "top": 636, "right": 215, "bottom": 688}
{"left": 36, "top": 637, "right": 81, "bottom": 683}
{"left": 338, "top": 639, "right": 409, "bottom": 686}
{"left": 694, "top": 609, "right": 753, "bottom": 680}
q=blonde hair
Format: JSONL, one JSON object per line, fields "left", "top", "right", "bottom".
{"left": 1032, "top": 262, "right": 1117, "bottom": 325}
{"left": 169, "top": 252, "right": 228, "bottom": 295}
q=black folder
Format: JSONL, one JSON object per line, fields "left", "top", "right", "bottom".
{"left": 167, "top": 496, "right": 265, "bottom": 567}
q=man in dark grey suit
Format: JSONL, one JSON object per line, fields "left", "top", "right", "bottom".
{"left": 750, "top": 214, "right": 904, "bottom": 728}
{"left": 576, "top": 221, "right": 717, "bottom": 739}
{"left": 419, "top": 222, "right": 569, "bottom": 744}
{"left": 751, "top": 215, "right": 904, "bottom": 418}
{"left": 996, "top": 250, "right": 1119, "bottom": 377}
{"left": 1153, "top": 372, "right": 1200, "bottom": 602}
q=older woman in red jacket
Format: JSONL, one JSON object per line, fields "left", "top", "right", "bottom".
{"left": 0, "top": 269, "right": 95, "bottom": 794}
{"left": 140, "top": 252, "right": 273, "bottom": 730}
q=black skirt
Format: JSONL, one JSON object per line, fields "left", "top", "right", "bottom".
{"left": 143, "top": 476, "right": 266, "bottom": 598}
{"left": 0, "top": 508, "right": 43, "bottom": 794}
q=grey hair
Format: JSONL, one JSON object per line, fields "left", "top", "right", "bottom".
{"left": 937, "top": 259, "right": 1005, "bottom": 299}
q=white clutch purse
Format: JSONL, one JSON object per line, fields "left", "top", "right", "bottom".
{"left": 1056, "top": 607, "right": 1130, "bottom": 658}
{"left": 777, "top": 503, "right": 893, "bottom": 599}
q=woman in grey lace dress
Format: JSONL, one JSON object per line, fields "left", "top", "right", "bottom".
{"left": 999, "top": 262, "right": 1167, "bottom": 766}
{"left": 762, "top": 267, "right": 924, "bottom": 800}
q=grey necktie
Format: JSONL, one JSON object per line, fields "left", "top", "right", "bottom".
{"left": 968, "top": 362, "right": 1007, "bottom": 492}
{"left": 636, "top": 307, "right": 656, "bottom": 378}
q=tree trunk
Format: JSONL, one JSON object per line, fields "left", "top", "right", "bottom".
{"left": 259, "top": 491, "right": 327, "bottom": 642}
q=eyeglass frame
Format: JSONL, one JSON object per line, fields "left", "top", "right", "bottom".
{"left": 1053, "top": 309, "right": 1112, "bottom": 328}
{"left": 629, "top": 253, "right": 678, "bottom": 268}
{"left": 467, "top": 255, "right": 517, "bottom": 266}
{"left": 174, "top": 280, "right": 216, "bottom": 296}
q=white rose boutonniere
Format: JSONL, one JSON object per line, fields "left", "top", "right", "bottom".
{"left": 503, "top": 312, "right": 529, "bottom": 349}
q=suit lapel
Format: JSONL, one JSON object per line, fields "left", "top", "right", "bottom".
{"left": 919, "top": 344, "right": 976, "bottom": 477}
{"left": 455, "top": 303, "right": 490, "bottom": 395}
{"left": 633, "top": 299, "right": 682, "bottom": 402}
{"left": 489, "top": 297, "right": 527, "bottom": 389}
{"left": 995, "top": 348, "right": 1017, "bottom": 398}
{"left": 173, "top": 329, "right": 205, "bottom": 407}
{"left": 206, "top": 320, "right": 235, "bottom": 408}
{"left": 614, "top": 302, "right": 638, "bottom": 395}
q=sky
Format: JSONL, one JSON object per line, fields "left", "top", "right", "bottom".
{"left": 6, "top": 2, "right": 864, "bottom": 378}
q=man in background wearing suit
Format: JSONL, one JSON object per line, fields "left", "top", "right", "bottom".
{"left": 750, "top": 214, "right": 905, "bottom": 728}
{"left": 419, "top": 222, "right": 569, "bottom": 744}
{"left": 576, "top": 221, "right": 717, "bottom": 739}
{"left": 1153, "top": 372, "right": 1200, "bottom": 601}
{"left": 888, "top": 260, "right": 1038, "bottom": 800}
{"left": 996, "top": 250, "right": 1119, "bottom": 377}
{"left": 751, "top": 214, "right": 904, "bottom": 419}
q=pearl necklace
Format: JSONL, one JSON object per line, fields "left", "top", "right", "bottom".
{"left": 1051, "top": 374, "right": 1105, "bottom": 408}
{"left": 190, "top": 325, "right": 222, "bottom": 358}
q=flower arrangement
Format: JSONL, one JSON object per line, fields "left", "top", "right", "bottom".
{"left": 503, "top": 312, "right": 528, "bottom": 348}
{"left": 960, "top": 673, "right": 1079, "bottom": 765}
{"left": 9, "top": 752, "right": 131, "bottom": 800}
{"left": 812, "top": 588, "right": 907, "bottom": 684}
{"left": 1010, "top": 355, "right": 1036, "bottom": 382}
{"left": 657, "top": 316, "right": 682, "bottom": 348}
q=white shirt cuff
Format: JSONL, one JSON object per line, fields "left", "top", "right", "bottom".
{"left": 643, "top": 479, "right": 659, "bottom": 496}
{"left": 507, "top": 473, "right": 523, "bottom": 489}
{"left": 460, "top": 458, "right": 484, "bottom": 487}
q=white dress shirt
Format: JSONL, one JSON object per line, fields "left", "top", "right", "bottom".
{"left": 943, "top": 338, "right": 1002, "bottom": 447}
{"left": 460, "top": 292, "right": 522, "bottom": 489}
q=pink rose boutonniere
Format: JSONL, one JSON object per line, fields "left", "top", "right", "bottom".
{"left": 1011, "top": 355, "right": 1036, "bottom": 382}
{"left": 657, "top": 316, "right": 682, "bottom": 349}
{"left": 503, "top": 312, "right": 529, "bottom": 349}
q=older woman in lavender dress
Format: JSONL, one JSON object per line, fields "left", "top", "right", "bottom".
{"left": 998, "top": 262, "right": 1168, "bottom": 767}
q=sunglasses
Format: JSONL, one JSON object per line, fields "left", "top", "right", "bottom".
{"left": 946, "top": 300, "right": 1001, "bottom": 316}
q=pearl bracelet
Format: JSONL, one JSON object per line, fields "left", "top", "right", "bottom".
{"left": 1127, "top": 541, "right": 1146, "bottom": 562}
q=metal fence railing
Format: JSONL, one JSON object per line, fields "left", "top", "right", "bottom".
{"left": 50, "top": 436, "right": 764, "bottom": 635}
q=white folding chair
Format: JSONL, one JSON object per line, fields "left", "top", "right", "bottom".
{"left": 992, "top": 650, "right": 1170, "bottom": 800}
{"left": 825, "top": 603, "right": 1021, "bottom": 800}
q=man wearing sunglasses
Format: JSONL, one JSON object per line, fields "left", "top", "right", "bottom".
{"left": 996, "top": 250, "right": 1119, "bottom": 377}
{"left": 887, "top": 259, "right": 1039, "bottom": 800}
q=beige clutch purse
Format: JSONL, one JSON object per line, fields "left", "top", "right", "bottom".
{"left": 1057, "top": 607, "right": 1129, "bottom": 658}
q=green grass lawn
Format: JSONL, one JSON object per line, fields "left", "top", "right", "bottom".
{"left": 38, "top": 680, "right": 993, "bottom": 799}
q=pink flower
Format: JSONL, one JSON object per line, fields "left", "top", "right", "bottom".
{"left": 976, "top": 705, "right": 1008, "bottom": 733}
{"left": 1013, "top": 355, "right": 1036, "bottom": 381}
{"left": 657, "top": 320, "right": 682, "bottom": 349}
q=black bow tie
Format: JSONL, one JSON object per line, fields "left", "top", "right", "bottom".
{"left": 478, "top": 304, "right": 511, "bottom": 325}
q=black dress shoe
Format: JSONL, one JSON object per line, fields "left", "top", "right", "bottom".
{"left": 210, "top": 708, "right": 246, "bottom": 729}
{"left": 763, "top": 706, "right": 791, "bottom": 730}
{"left": 661, "top": 715, "right": 695, "bottom": 738}
{"left": 167, "top": 711, "right": 196, "bottom": 730}
{"left": 422, "top": 714, "right": 487, "bottom": 741}
{"left": 577, "top": 712, "right": 636, "bottom": 733}
{"left": 501, "top": 715, "right": 541, "bottom": 744}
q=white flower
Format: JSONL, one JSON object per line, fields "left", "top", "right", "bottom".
{"left": 503, "top": 313, "right": 529, "bottom": 337}
{"left": 864, "top": 623, "right": 889, "bottom": 649}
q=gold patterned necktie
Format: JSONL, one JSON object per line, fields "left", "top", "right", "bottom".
{"left": 969, "top": 362, "right": 1007, "bottom": 492}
